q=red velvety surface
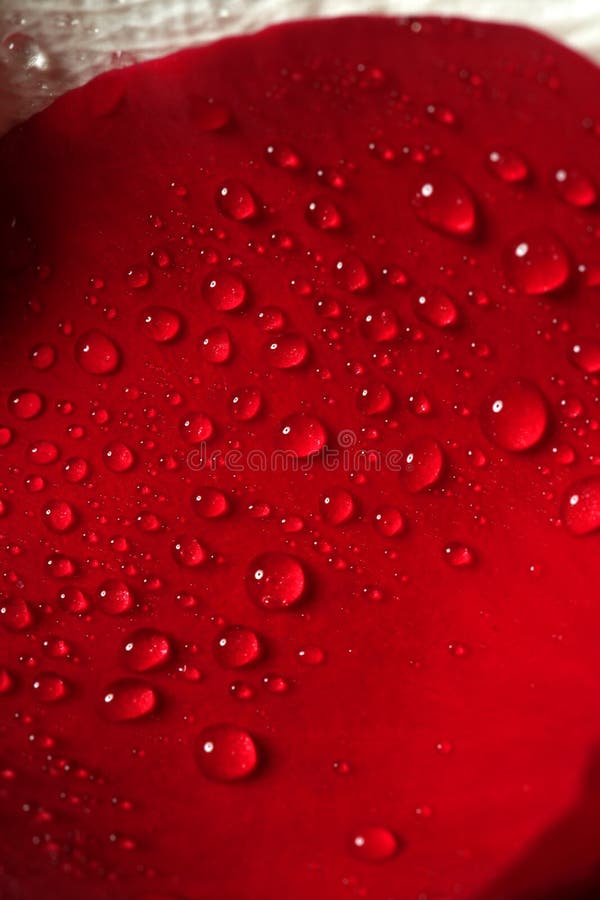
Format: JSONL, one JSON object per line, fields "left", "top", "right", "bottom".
{"left": 1, "top": 14, "right": 600, "bottom": 900}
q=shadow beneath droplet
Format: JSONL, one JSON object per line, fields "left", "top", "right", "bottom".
{"left": 476, "top": 744, "right": 600, "bottom": 900}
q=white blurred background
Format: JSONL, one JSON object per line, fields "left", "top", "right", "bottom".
{"left": 1, "top": 0, "right": 599, "bottom": 135}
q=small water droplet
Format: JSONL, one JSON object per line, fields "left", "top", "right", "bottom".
{"left": 444, "top": 543, "right": 475, "bottom": 567}
{"left": 173, "top": 536, "right": 207, "bottom": 567}
{"left": 335, "top": 254, "right": 371, "bottom": 293}
{"left": 192, "top": 487, "right": 229, "bottom": 518}
{"left": 180, "top": 412, "right": 215, "bottom": 444}
{"left": 32, "top": 673, "right": 68, "bottom": 703}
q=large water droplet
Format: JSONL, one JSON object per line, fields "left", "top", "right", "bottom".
{"left": 334, "top": 253, "right": 371, "bottom": 293}
{"left": 373, "top": 506, "right": 406, "bottom": 537}
{"left": 173, "top": 535, "right": 207, "bottom": 567}
{"left": 201, "top": 326, "right": 232, "bottom": 364}
{"left": 75, "top": 329, "right": 120, "bottom": 374}
{"left": 103, "top": 441, "right": 135, "bottom": 472}
{"left": 192, "top": 487, "right": 230, "bottom": 518}
{"left": 481, "top": 379, "right": 548, "bottom": 451}
{"left": 102, "top": 679, "right": 158, "bottom": 722}
{"left": 195, "top": 723, "right": 259, "bottom": 781}
{"left": 180, "top": 412, "right": 215, "bottom": 444}
{"left": 247, "top": 552, "right": 307, "bottom": 609}
{"left": 411, "top": 171, "right": 477, "bottom": 237}
{"left": 504, "top": 231, "right": 571, "bottom": 295}
{"left": 278, "top": 413, "right": 327, "bottom": 458}
{"left": 306, "top": 196, "right": 343, "bottom": 230}
{"left": 562, "top": 477, "right": 600, "bottom": 536}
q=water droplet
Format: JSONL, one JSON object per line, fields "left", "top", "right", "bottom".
{"left": 102, "top": 679, "right": 158, "bottom": 722}
{"left": 32, "top": 673, "right": 68, "bottom": 703}
{"left": 568, "top": 338, "right": 600, "bottom": 374}
{"left": 414, "top": 287, "right": 459, "bottom": 327}
{"left": 444, "top": 543, "right": 475, "bottom": 567}
{"left": 487, "top": 148, "right": 529, "bottom": 183}
{"left": 202, "top": 271, "right": 248, "bottom": 311}
{"left": 481, "top": 379, "right": 548, "bottom": 451}
{"left": 123, "top": 629, "right": 173, "bottom": 671}
{"left": 141, "top": 306, "right": 182, "bottom": 342}
{"left": 180, "top": 412, "right": 215, "bottom": 444}
{"left": 278, "top": 413, "right": 327, "bottom": 458}
{"left": 562, "top": 477, "right": 600, "bottom": 535}
{"left": 321, "top": 488, "right": 356, "bottom": 525}
{"left": 264, "top": 334, "right": 309, "bottom": 369}
{"left": 195, "top": 723, "right": 259, "bottom": 781}
{"left": 75, "top": 329, "right": 120, "bottom": 374}
{"left": 216, "top": 180, "right": 259, "bottom": 221}
{"left": 98, "top": 579, "right": 134, "bottom": 615}
{"left": 401, "top": 437, "right": 444, "bottom": 492}
{"left": 173, "top": 536, "right": 207, "bottom": 567}
{"left": 0, "top": 596, "right": 33, "bottom": 631}
{"left": 103, "top": 441, "right": 135, "bottom": 472}
{"left": 30, "top": 343, "right": 56, "bottom": 370}
{"left": 214, "top": 626, "right": 262, "bottom": 668}
{"left": 247, "top": 552, "right": 307, "bottom": 610}
{"left": 335, "top": 253, "right": 371, "bottom": 293}
{"left": 361, "top": 308, "right": 399, "bottom": 343}
{"left": 306, "top": 196, "right": 343, "bottom": 230}
{"left": 265, "top": 143, "right": 302, "bottom": 169}
{"left": 504, "top": 231, "right": 571, "bottom": 295}
{"left": 201, "top": 326, "right": 232, "bottom": 364}
{"left": 192, "top": 487, "right": 229, "bottom": 518}
{"left": 64, "top": 456, "right": 89, "bottom": 483}
{"left": 192, "top": 96, "right": 231, "bottom": 131}
{"left": 297, "top": 646, "right": 325, "bottom": 665}
{"left": 231, "top": 386, "right": 262, "bottom": 421}
{"left": 126, "top": 265, "right": 150, "bottom": 289}
{"left": 29, "top": 440, "right": 59, "bottom": 465}
{"left": 8, "top": 389, "right": 44, "bottom": 419}
{"left": 373, "top": 506, "right": 406, "bottom": 537}
{"left": 554, "top": 168, "right": 597, "bottom": 207}
{"left": 350, "top": 826, "right": 399, "bottom": 862}
{"left": 42, "top": 499, "right": 77, "bottom": 532}
{"left": 356, "top": 381, "right": 393, "bottom": 415}
{"left": 411, "top": 171, "right": 477, "bottom": 237}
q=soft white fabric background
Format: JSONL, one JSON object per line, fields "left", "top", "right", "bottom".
{"left": 0, "top": 0, "right": 599, "bottom": 135}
